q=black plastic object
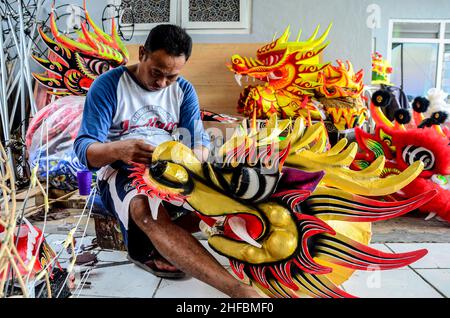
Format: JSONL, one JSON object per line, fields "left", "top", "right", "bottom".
{"left": 412, "top": 97, "right": 430, "bottom": 113}
{"left": 394, "top": 109, "right": 411, "bottom": 124}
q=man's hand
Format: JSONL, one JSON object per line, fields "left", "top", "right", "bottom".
{"left": 86, "top": 139, "right": 155, "bottom": 168}
{"left": 113, "top": 139, "right": 155, "bottom": 165}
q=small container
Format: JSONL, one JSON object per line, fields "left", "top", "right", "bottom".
{"left": 76, "top": 170, "right": 92, "bottom": 196}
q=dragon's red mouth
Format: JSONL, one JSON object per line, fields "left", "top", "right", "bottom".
{"left": 257, "top": 50, "right": 286, "bottom": 67}
{"left": 196, "top": 212, "right": 264, "bottom": 246}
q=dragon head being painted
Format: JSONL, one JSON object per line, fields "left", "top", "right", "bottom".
{"left": 32, "top": 0, "right": 129, "bottom": 96}
{"left": 130, "top": 115, "right": 435, "bottom": 298}
{"left": 353, "top": 90, "right": 450, "bottom": 222}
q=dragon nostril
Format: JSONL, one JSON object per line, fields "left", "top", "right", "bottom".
{"left": 149, "top": 161, "right": 193, "bottom": 193}
{"left": 150, "top": 161, "right": 167, "bottom": 178}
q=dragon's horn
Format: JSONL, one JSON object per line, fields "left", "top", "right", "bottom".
{"left": 272, "top": 31, "right": 278, "bottom": 42}
{"left": 278, "top": 25, "right": 291, "bottom": 43}
{"left": 296, "top": 29, "right": 302, "bottom": 42}
{"left": 346, "top": 60, "right": 354, "bottom": 74}
{"left": 307, "top": 23, "right": 332, "bottom": 48}
{"left": 83, "top": 0, "right": 117, "bottom": 49}
{"left": 305, "top": 24, "right": 320, "bottom": 43}
{"left": 50, "top": 10, "right": 96, "bottom": 55}
{"left": 111, "top": 18, "right": 130, "bottom": 61}
{"left": 370, "top": 100, "right": 395, "bottom": 128}
{"left": 80, "top": 21, "right": 99, "bottom": 50}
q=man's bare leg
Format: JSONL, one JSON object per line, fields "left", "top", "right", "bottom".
{"left": 129, "top": 196, "right": 261, "bottom": 298}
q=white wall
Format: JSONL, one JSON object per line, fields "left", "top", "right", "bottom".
{"left": 54, "top": 0, "right": 373, "bottom": 81}
{"left": 47, "top": 0, "right": 450, "bottom": 84}
{"left": 195, "top": 0, "right": 373, "bottom": 82}
{"left": 372, "top": 0, "right": 450, "bottom": 57}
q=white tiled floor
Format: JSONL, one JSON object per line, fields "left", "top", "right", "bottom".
{"left": 341, "top": 243, "right": 445, "bottom": 298}
{"left": 66, "top": 241, "right": 449, "bottom": 299}
{"left": 95, "top": 250, "right": 128, "bottom": 263}
{"left": 154, "top": 277, "right": 228, "bottom": 298}
{"left": 73, "top": 264, "right": 160, "bottom": 298}
{"left": 416, "top": 269, "right": 450, "bottom": 297}
{"left": 369, "top": 243, "right": 394, "bottom": 253}
{"left": 386, "top": 243, "right": 450, "bottom": 269}
{"left": 342, "top": 268, "right": 443, "bottom": 298}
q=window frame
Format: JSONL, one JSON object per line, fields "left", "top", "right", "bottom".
{"left": 109, "top": 0, "right": 178, "bottom": 36}
{"left": 108, "top": 0, "right": 252, "bottom": 36}
{"left": 387, "top": 19, "right": 450, "bottom": 91}
{"left": 180, "top": 0, "right": 251, "bottom": 33}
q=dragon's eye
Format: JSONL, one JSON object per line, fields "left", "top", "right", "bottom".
{"left": 402, "top": 145, "right": 435, "bottom": 170}
{"left": 88, "top": 59, "right": 110, "bottom": 75}
{"left": 383, "top": 138, "right": 392, "bottom": 146}
{"left": 379, "top": 129, "right": 393, "bottom": 147}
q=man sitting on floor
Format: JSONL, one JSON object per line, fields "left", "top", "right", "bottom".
{"left": 74, "top": 24, "right": 260, "bottom": 298}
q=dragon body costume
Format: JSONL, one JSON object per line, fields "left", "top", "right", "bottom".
{"left": 229, "top": 25, "right": 367, "bottom": 131}
{"left": 130, "top": 115, "right": 435, "bottom": 298}
{"left": 352, "top": 91, "right": 450, "bottom": 222}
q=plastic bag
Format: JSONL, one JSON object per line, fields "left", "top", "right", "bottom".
{"left": 26, "top": 96, "right": 86, "bottom": 190}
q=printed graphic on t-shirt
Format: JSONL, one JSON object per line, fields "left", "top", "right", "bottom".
{"left": 119, "top": 105, "right": 178, "bottom": 136}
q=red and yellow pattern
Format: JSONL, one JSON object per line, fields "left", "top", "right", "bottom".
{"left": 32, "top": 0, "right": 128, "bottom": 96}
{"left": 229, "top": 25, "right": 367, "bottom": 131}
{"left": 229, "top": 25, "right": 331, "bottom": 120}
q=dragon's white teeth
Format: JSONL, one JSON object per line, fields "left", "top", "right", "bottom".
{"left": 212, "top": 216, "right": 226, "bottom": 222}
{"left": 149, "top": 197, "right": 162, "bottom": 220}
{"left": 182, "top": 202, "right": 195, "bottom": 211}
{"left": 234, "top": 73, "right": 243, "bottom": 87}
{"left": 425, "top": 212, "right": 437, "bottom": 221}
{"left": 268, "top": 72, "right": 282, "bottom": 80}
{"left": 199, "top": 220, "right": 213, "bottom": 237}
{"left": 269, "top": 55, "right": 274, "bottom": 65}
{"left": 228, "top": 216, "right": 262, "bottom": 249}
{"left": 170, "top": 200, "right": 183, "bottom": 207}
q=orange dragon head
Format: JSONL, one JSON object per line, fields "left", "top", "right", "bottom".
{"left": 229, "top": 25, "right": 331, "bottom": 96}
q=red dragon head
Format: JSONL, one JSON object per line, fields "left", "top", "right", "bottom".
{"left": 353, "top": 90, "right": 450, "bottom": 221}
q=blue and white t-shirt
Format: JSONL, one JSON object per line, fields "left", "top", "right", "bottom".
{"left": 74, "top": 66, "right": 210, "bottom": 174}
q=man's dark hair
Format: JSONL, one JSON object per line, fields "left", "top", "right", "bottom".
{"left": 144, "top": 24, "right": 192, "bottom": 60}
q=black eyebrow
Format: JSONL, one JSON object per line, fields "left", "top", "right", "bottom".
{"left": 151, "top": 68, "right": 178, "bottom": 78}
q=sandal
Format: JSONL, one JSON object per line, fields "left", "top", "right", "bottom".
{"left": 127, "top": 252, "right": 186, "bottom": 279}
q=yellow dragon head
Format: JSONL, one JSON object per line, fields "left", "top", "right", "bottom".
{"left": 130, "top": 116, "right": 435, "bottom": 298}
